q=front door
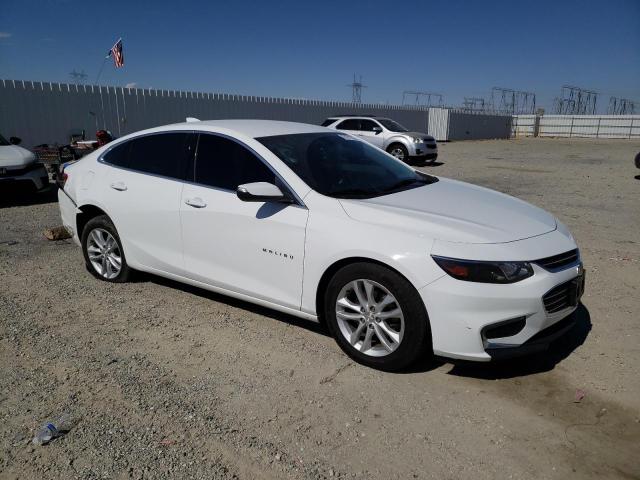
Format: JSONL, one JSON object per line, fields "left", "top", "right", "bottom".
{"left": 358, "top": 119, "right": 385, "bottom": 148}
{"left": 180, "top": 133, "right": 308, "bottom": 310}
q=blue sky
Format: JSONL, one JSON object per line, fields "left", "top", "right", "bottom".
{"left": 1, "top": 0, "right": 638, "bottom": 112}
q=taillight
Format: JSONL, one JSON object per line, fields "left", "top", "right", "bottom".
{"left": 60, "top": 172, "right": 69, "bottom": 187}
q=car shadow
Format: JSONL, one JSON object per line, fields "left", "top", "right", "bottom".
{"left": 444, "top": 304, "right": 592, "bottom": 379}
{"left": 138, "top": 271, "right": 331, "bottom": 338}
{"left": 634, "top": 175, "right": 640, "bottom": 180}
{"left": 0, "top": 184, "right": 58, "bottom": 208}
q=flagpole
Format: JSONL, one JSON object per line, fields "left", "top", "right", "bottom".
{"left": 95, "top": 55, "right": 109, "bottom": 85}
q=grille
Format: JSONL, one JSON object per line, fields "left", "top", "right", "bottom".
{"left": 543, "top": 276, "right": 584, "bottom": 313}
{"left": 534, "top": 249, "right": 579, "bottom": 272}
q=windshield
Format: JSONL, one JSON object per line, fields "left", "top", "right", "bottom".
{"left": 0, "top": 134, "right": 9, "bottom": 146}
{"left": 257, "top": 132, "right": 437, "bottom": 199}
{"left": 377, "top": 119, "right": 409, "bottom": 132}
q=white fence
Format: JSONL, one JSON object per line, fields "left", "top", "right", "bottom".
{"left": 0, "top": 79, "right": 516, "bottom": 147}
{"left": 512, "top": 114, "right": 640, "bottom": 139}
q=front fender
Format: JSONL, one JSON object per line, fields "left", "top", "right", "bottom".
{"left": 300, "top": 193, "right": 444, "bottom": 315}
{"left": 384, "top": 135, "right": 411, "bottom": 150}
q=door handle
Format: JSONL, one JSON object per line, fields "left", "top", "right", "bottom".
{"left": 110, "top": 181, "right": 127, "bottom": 191}
{"left": 185, "top": 197, "right": 207, "bottom": 208}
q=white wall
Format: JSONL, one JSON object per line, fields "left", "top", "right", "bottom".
{"left": 513, "top": 114, "right": 640, "bottom": 139}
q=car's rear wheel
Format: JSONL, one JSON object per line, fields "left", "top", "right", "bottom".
{"left": 81, "top": 215, "right": 131, "bottom": 283}
{"left": 324, "top": 262, "right": 431, "bottom": 371}
{"left": 387, "top": 144, "right": 409, "bottom": 163}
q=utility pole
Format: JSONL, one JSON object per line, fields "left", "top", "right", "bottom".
{"left": 608, "top": 96, "right": 637, "bottom": 115}
{"left": 347, "top": 74, "right": 366, "bottom": 104}
{"left": 491, "top": 87, "right": 537, "bottom": 114}
{"left": 554, "top": 85, "right": 598, "bottom": 114}
{"left": 69, "top": 69, "right": 88, "bottom": 84}
{"left": 402, "top": 90, "right": 443, "bottom": 107}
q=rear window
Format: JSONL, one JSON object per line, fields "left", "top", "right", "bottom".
{"left": 102, "top": 141, "right": 131, "bottom": 168}
{"left": 321, "top": 119, "right": 337, "bottom": 127}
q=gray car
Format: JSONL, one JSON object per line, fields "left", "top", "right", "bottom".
{"left": 322, "top": 116, "right": 438, "bottom": 164}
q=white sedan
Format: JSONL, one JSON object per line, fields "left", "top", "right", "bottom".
{"left": 0, "top": 134, "right": 49, "bottom": 191}
{"left": 58, "top": 120, "right": 585, "bottom": 370}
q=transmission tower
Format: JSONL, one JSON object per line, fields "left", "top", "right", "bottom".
{"left": 402, "top": 90, "right": 443, "bottom": 107}
{"left": 69, "top": 69, "right": 88, "bottom": 84}
{"left": 491, "top": 87, "right": 536, "bottom": 114}
{"left": 608, "top": 96, "right": 637, "bottom": 115}
{"left": 347, "top": 74, "right": 367, "bottom": 104}
{"left": 554, "top": 85, "right": 597, "bottom": 114}
{"left": 462, "top": 97, "right": 486, "bottom": 112}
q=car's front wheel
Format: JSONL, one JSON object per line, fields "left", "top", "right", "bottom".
{"left": 387, "top": 144, "right": 409, "bottom": 163}
{"left": 324, "top": 262, "right": 431, "bottom": 371}
{"left": 81, "top": 215, "right": 131, "bottom": 283}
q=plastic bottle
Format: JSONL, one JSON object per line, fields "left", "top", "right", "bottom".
{"left": 32, "top": 413, "right": 72, "bottom": 445}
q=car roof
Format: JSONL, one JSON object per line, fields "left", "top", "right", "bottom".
{"left": 326, "top": 116, "right": 390, "bottom": 121}
{"left": 167, "top": 119, "right": 328, "bottom": 138}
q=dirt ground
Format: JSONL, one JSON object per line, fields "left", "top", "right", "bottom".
{"left": 1, "top": 138, "right": 639, "bottom": 480}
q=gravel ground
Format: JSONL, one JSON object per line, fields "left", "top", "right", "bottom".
{"left": 1, "top": 138, "right": 639, "bottom": 480}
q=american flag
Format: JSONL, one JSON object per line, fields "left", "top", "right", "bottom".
{"left": 109, "top": 39, "right": 124, "bottom": 68}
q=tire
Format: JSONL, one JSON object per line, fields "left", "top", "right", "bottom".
{"left": 324, "top": 262, "right": 431, "bottom": 371}
{"left": 387, "top": 143, "right": 409, "bottom": 163}
{"left": 81, "top": 214, "right": 131, "bottom": 283}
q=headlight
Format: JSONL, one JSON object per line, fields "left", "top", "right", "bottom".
{"left": 412, "top": 137, "right": 423, "bottom": 143}
{"left": 431, "top": 256, "right": 534, "bottom": 284}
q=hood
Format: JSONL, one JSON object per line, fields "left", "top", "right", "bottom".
{"left": 0, "top": 145, "right": 36, "bottom": 168}
{"left": 402, "top": 132, "right": 434, "bottom": 141}
{"left": 339, "top": 178, "right": 556, "bottom": 244}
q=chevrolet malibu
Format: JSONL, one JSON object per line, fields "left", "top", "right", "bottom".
{"left": 58, "top": 120, "right": 585, "bottom": 371}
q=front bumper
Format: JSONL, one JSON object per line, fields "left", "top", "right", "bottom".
{"left": 484, "top": 313, "right": 577, "bottom": 360}
{"left": 0, "top": 164, "right": 49, "bottom": 190}
{"left": 410, "top": 143, "right": 438, "bottom": 158}
{"left": 419, "top": 250, "right": 584, "bottom": 362}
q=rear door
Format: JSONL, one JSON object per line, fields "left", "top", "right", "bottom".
{"left": 358, "top": 119, "right": 385, "bottom": 148}
{"left": 180, "top": 133, "right": 308, "bottom": 309}
{"left": 103, "top": 132, "right": 195, "bottom": 274}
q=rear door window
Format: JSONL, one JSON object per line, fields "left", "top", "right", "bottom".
{"left": 336, "top": 119, "right": 361, "bottom": 131}
{"left": 194, "top": 134, "right": 276, "bottom": 191}
{"left": 125, "top": 133, "right": 193, "bottom": 180}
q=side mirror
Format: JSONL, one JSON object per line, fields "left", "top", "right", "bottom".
{"left": 237, "top": 182, "right": 293, "bottom": 203}
{"left": 9, "top": 136, "right": 22, "bottom": 145}
{"left": 372, "top": 127, "right": 382, "bottom": 135}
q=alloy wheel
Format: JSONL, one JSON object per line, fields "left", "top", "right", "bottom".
{"left": 335, "top": 279, "right": 405, "bottom": 357}
{"left": 86, "top": 228, "right": 122, "bottom": 279}
{"left": 390, "top": 147, "right": 406, "bottom": 161}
